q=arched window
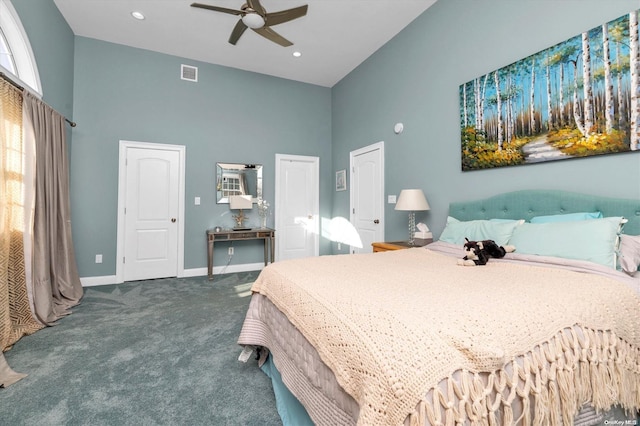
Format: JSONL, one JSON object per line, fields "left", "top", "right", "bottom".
{"left": 0, "top": 28, "right": 16, "bottom": 73}
{"left": 0, "top": 0, "right": 42, "bottom": 95}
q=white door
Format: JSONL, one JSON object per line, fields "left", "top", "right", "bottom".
{"left": 350, "top": 142, "right": 384, "bottom": 254}
{"left": 275, "top": 154, "right": 319, "bottom": 261}
{"left": 117, "top": 142, "right": 185, "bottom": 282}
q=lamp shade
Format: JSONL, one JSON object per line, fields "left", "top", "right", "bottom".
{"left": 229, "top": 195, "right": 253, "bottom": 210}
{"left": 394, "top": 189, "right": 430, "bottom": 211}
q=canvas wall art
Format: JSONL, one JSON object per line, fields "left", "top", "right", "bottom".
{"left": 459, "top": 9, "right": 640, "bottom": 171}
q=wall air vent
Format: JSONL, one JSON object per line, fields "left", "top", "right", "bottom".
{"left": 181, "top": 64, "right": 198, "bottom": 82}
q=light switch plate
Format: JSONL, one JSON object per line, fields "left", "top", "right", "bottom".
{"left": 388, "top": 195, "right": 397, "bottom": 204}
{"left": 195, "top": 197, "right": 201, "bottom": 205}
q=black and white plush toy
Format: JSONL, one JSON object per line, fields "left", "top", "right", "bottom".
{"left": 457, "top": 238, "right": 515, "bottom": 266}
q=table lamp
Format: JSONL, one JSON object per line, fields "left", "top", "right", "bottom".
{"left": 395, "top": 189, "right": 430, "bottom": 245}
{"left": 229, "top": 195, "right": 253, "bottom": 230}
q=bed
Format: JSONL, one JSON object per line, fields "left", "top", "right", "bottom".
{"left": 237, "top": 189, "right": 640, "bottom": 425}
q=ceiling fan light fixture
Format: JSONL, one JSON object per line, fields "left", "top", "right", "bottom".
{"left": 242, "top": 13, "right": 265, "bottom": 29}
{"left": 131, "top": 11, "right": 145, "bottom": 20}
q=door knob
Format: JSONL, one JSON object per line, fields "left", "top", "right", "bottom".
{"left": 374, "top": 219, "right": 380, "bottom": 224}
{"left": 171, "top": 218, "right": 177, "bottom": 223}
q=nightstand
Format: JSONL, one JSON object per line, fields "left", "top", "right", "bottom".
{"left": 372, "top": 238, "right": 432, "bottom": 252}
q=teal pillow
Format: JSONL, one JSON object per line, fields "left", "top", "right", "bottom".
{"left": 439, "top": 217, "right": 523, "bottom": 246}
{"left": 530, "top": 211, "right": 603, "bottom": 223}
{"left": 507, "top": 217, "right": 624, "bottom": 268}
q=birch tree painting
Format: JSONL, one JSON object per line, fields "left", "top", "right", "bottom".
{"left": 460, "top": 10, "right": 640, "bottom": 171}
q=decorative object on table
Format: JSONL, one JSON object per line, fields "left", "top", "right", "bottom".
{"left": 457, "top": 238, "right": 515, "bottom": 266}
{"left": 459, "top": 10, "right": 639, "bottom": 171}
{"left": 414, "top": 222, "right": 432, "bottom": 240}
{"left": 395, "top": 189, "right": 430, "bottom": 245}
{"left": 257, "top": 198, "right": 270, "bottom": 228}
{"left": 335, "top": 169, "right": 346, "bottom": 191}
{"left": 229, "top": 195, "right": 253, "bottom": 230}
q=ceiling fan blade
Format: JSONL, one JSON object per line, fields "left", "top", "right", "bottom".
{"left": 253, "top": 27, "right": 293, "bottom": 47}
{"left": 246, "top": 0, "right": 266, "bottom": 16}
{"left": 265, "top": 5, "right": 308, "bottom": 26}
{"left": 229, "top": 19, "right": 248, "bottom": 45}
{"left": 190, "top": 3, "right": 243, "bottom": 16}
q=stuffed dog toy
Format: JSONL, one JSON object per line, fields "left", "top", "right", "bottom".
{"left": 457, "top": 238, "right": 515, "bottom": 266}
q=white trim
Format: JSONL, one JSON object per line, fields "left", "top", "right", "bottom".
{"left": 81, "top": 263, "right": 265, "bottom": 287}
{"left": 80, "top": 275, "right": 118, "bottom": 287}
{"left": 0, "top": 0, "right": 42, "bottom": 95}
{"left": 116, "top": 140, "right": 186, "bottom": 284}
{"left": 208, "top": 262, "right": 265, "bottom": 277}
{"left": 181, "top": 267, "right": 208, "bottom": 278}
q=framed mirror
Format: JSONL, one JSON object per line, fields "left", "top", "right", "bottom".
{"left": 216, "top": 163, "right": 262, "bottom": 204}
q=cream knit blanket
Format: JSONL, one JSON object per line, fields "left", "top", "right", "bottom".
{"left": 252, "top": 248, "right": 640, "bottom": 425}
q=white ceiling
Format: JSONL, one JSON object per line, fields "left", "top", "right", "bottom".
{"left": 53, "top": 0, "right": 437, "bottom": 87}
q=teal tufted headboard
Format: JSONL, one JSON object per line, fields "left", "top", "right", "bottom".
{"left": 449, "top": 190, "right": 640, "bottom": 235}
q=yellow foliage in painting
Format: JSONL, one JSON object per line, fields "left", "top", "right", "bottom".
{"left": 461, "top": 125, "right": 630, "bottom": 171}
{"left": 462, "top": 141, "right": 524, "bottom": 170}
{"left": 550, "top": 129, "right": 628, "bottom": 157}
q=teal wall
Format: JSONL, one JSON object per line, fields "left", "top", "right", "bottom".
{"left": 332, "top": 0, "right": 640, "bottom": 246}
{"left": 70, "top": 38, "right": 332, "bottom": 276}
{"left": 14, "top": 0, "right": 640, "bottom": 278}
{"left": 10, "top": 0, "right": 74, "bottom": 118}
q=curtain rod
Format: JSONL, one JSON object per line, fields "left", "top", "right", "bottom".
{"left": 0, "top": 71, "right": 77, "bottom": 127}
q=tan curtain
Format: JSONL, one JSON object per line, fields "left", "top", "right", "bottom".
{"left": 22, "top": 92, "right": 82, "bottom": 325}
{"left": 0, "top": 79, "right": 43, "bottom": 386}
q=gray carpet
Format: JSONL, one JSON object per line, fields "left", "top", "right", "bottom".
{"left": 1, "top": 272, "right": 282, "bottom": 426}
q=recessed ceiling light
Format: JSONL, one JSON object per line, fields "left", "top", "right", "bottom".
{"left": 293, "top": 51, "right": 302, "bottom": 58}
{"left": 131, "top": 11, "right": 145, "bottom": 20}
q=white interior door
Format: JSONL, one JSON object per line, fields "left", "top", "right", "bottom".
{"left": 117, "top": 141, "right": 185, "bottom": 282}
{"left": 350, "top": 142, "right": 384, "bottom": 254}
{"left": 275, "top": 154, "right": 319, "bottom": 261}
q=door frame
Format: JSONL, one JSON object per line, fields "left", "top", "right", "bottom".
{"left": 349, "top": 141, "right": 385, "bottom": 252}
{"left": 275, "top": 153, "right": 320, "bottom": 260}
{"left": 115, "top": 140, "right": 186, "bottom": 283}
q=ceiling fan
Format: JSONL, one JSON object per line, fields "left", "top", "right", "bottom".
{"left": 191, "top": 0, "right": 308, "bottom": 47}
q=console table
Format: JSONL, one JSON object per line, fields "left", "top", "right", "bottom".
{"left": 206, "top": 228, "right": 275, "bottom": 280}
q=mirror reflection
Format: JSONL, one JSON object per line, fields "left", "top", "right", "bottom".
{"left": 216, "top": 163, "right": 262, "bottom": 204}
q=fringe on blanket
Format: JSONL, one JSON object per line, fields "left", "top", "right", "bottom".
{"left": 408, "top": 327, "right": 640, "bottom": 426}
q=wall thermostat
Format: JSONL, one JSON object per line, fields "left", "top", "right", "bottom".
{"left": 394, "top": 123, "right": 404, "bottom": 134}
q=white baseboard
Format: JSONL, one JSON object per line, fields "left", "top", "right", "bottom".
{"left": 210, "top": 262, "right": 266, "bottom": 277}
{"left": 80, "top": 262, "right": 266, "bottom": 287}
{"left": 80, "top": 275, "right": 118, "bottom": 287}
{"left": 181, "top": 267, "right": 208, "bottom": 278}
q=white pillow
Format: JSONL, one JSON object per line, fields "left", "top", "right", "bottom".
{"left": 619, "top": 234, "right": 640, "bottom": 276}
